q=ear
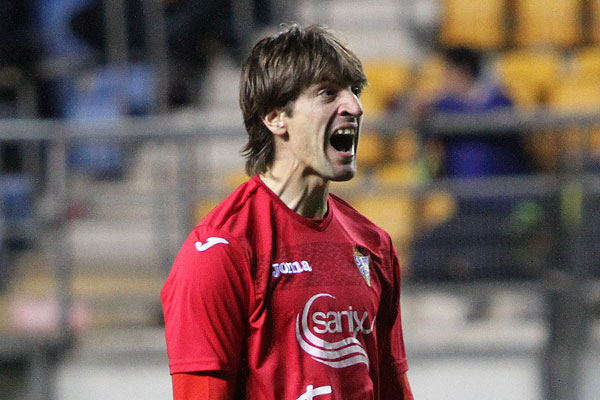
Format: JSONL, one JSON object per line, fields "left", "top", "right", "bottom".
{"left": 262, "top": 110, "right": 287, "bottom": 136}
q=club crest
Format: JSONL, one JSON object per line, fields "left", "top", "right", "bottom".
{"left": 353, "top": 246, "right": 371, "bottom": 286}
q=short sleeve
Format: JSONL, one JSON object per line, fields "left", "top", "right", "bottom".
{"left": 161, "top": 226, "right": 252, "bottom": 375}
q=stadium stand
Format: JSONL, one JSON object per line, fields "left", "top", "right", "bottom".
{"left": 588, "top": 0, "right": 600, "bottom": 43}
{"left": 355, "top": 130, "right": 385, "bottom": 170}
{"left": 571, "top": 47, "right": 600, "bottom": 78}
{"left": 0, "top": 208, "right": 6, "bottom": 289}
{"left": 410, "top": 184, "right": 554, "bottom": 281}
{"left": 375, "top": 162, "right": 425, "bottom": 189}
{"left": 439, "top": 0, "right": 508, "bottom": 49}
{"left": 391, "top": 129, "right": 420, "bottom": 164}
{"left": 513, "top": 0, "right": 583, "bottom": 47}
{"left": 360, "top": 60, "right": 413, "bottom": 117}
{"left": 2, "top": 1, "right": 600, "bottom": 398}
{"left": 411, "top": 54, "right": 445, "bottom": 100}
{"left": 548, "top": 75, "right": 600, "bottom": 112}
{"left": 495, "top": 49, "right": 563, "bottom": 108}
{"left": 350, "top": 193, "right": 416, "bottom": 267}
{"left": 373, "top": 129, "right": 425, "bottom": 188}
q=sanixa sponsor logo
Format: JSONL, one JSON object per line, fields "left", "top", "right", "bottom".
{"left": 296, "top": 293, "right": 375, "bottom": 369}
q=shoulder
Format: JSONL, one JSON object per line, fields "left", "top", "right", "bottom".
{"left": 485, "top": 84, "right": 513, "bottom": 108}
{"left": 169, "top": 177, "right": 264, "bottom": 273}
{"left": 199, "top": 176, "right": 262, "bottom": 231}
{"left": 190, "top": 175, "right": 282, "bottom": 259}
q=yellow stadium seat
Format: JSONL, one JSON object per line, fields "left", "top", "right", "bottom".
{"left": 193, "top": 197, "right": 221, "bottom": 223}
{"left": 418, "top": 190, "right": 458, "bottom": 231}
{"left": 392, "top": 129, "right": 420, "bottom": 164}
{"left": 548, "top": 76, "right": 600, "bottom": 112}
{"left": 514, "top": 0, "right": 583, "bottom": 47}
{"left": 224, "top": 169, "right": 250, "bottom": 191}
{"left": 413, "top": 54, "right": 445, "bottom": 99}
{"left": 571, "top": 47, "right": 600, "bottom": 79}
{"left": 351, "top": 194, "right": 416, "bottom": 247}
{"left": 375, "top": 162, "right": 426, "bottom": 189}
{"left": 361, "top": 60, "right": 413, "bottom": 117}
{"left": 356, "top": 131, "right": 385, "bottom": 169}
{"left": 501, "top": 80, "right": 539, "bottom": 110}
{"left": 588, "top": 0, "right": 600, "bottom": 43}
{"left": 440, "top": 0, "right": 508, "bottom": 49}
{"left": 496, "top": 50, "right": 563, "bottom": 108}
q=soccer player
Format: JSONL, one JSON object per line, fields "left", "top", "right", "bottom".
{"left": 161, "top": 25, "right": 414, "bottom": 400}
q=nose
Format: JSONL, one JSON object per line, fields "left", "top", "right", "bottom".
{"left": 338, "top": 88, "right": 363, "bottom": 118}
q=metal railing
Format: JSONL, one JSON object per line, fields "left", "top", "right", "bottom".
{"left": 0, "top": 108, "right": 599, "bottom": 399}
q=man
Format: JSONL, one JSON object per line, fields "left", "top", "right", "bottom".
{"left": 409, "top": 46, "right": 539, "bottom": 283}
{"left": 420, "top": 46, "right": 531, "bottom": 178}
{"left": 161, "top": 25, "right": 413, "bottom": 399}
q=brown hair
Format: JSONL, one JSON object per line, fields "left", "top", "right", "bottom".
{"left": 239, "top": 24, "right": 367, "bottom": 176}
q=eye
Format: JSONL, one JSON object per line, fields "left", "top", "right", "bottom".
{"left": 318, "top": 87, "right": 338, "bottom": 98}
{"left": 351, "top": 85, "right": 362, "bottom": 97}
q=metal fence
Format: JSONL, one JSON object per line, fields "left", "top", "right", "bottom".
{"left": 0, "top": 109, "right": 599, "bottom": 399}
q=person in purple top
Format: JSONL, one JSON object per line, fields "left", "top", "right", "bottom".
{"left": 425, "top": 46, "right": 531, "bottom": 178}
{"left": 409, "top": 47, "right": 547, "bottom": 285}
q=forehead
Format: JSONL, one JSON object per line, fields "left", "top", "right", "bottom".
{"left": 295, "top": 81, "right": 356, "bottom": 100}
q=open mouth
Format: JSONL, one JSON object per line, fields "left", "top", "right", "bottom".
{"left": 329, "top": 128, "right": 356, "bottom": 153}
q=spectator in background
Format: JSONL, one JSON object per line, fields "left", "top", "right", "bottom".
{"left": 407, "top": 47, "right": 547, "bottom": 288}
{"left": 0, "top": 0, "right": 39, "bottom": 116}
{"left": 413, "top": 46, "right": 531, "bottom": 178}
{"left": 70, "top": 0, "right": 241, "bottom": 108}
{"left": 0, "top": 0, "right": 39, "bottom": 251}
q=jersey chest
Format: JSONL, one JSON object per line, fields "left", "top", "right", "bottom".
{"left": 252, "top": 237, "right": 384, "bottom": 362}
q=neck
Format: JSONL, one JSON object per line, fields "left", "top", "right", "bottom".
{"left": 260, "top": 164, "right": 330, "bottom": 219}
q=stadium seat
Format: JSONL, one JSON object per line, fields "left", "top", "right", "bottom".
{"left": 418, "top": 190, "right": 458, "bottom": 231}
{"left": 587, "top": 0, "right": 600, "bottom": 43}
{"left": 360, "top": 60, "right": 413, "bottom": 117}
{"left": 548, "top": 75, "right": 600, "bottom": 112}
{"left": 193, "top": 198, "right": 221, "bottom": 223}
{"left": 439, "top": 0, "right": 508, "bottom": 49}
{"left": 391, "top": 129, "right": 420, "bottom": 164}
{"left": 514, "top": 0, "right": 583, "bottom": 47}
{"left": 351, "top": 194, "right": 416, "bottom": 248}
{"left": 495, "top": 50, "right": 563, "bottom": 108}
{"left": 412, "top": 54, "right": 445, "bottom": 99}
{"left": 356, "top": 131, "right": 385, "bottom": 169}
{"left": 571, "top": 47, "right": 600, "bottom": 79}
{"left": 370, "top": 130, "right": 427, "bottom": 188}
{"left": 375, "top": 162, "right": 425, "bottom": 189}
{"left": 224, "top": 169, "right": 250, "bottom": 191}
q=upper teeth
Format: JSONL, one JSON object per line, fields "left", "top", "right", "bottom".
{"left": 334, "top": 128, "right": 355, "bottom": 135}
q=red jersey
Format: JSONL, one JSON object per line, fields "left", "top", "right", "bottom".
{"left": 161, "top": 175, "right": 408, "bottom": 399}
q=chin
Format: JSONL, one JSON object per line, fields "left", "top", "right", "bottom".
{"left": 330, "top": 169, "right": 356, "bottom": 182}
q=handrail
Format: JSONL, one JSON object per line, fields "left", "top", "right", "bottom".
{"left": 2, "top": 108, "right": 600, "bottom": 142}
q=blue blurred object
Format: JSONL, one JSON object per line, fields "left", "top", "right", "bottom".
{"left": 1, "top": 174, "right": 33, "bottom": 221}
{"left": 65, "top": 63, "right": 155, "bottom": 178}
{"left": 0, "top": 202, "right": 6, "bottom": 287}
{"left": 0, "top": 173, "right": 34, "bottom": 251}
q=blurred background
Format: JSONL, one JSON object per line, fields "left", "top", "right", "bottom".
{"left": 0, "top": 0, "right": 599, "bottom": 399}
